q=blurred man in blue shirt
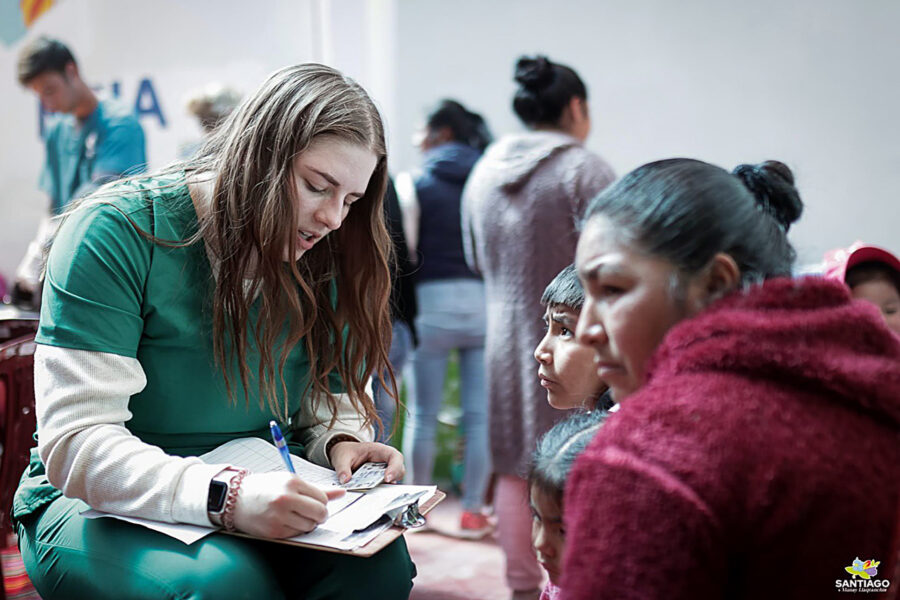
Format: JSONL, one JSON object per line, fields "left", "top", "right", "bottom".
{"left": 13, "top": 36, "right": 146, "bottom": 304}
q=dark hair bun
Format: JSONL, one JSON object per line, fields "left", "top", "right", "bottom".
{"left": 732, "top": 160, "right": 803, "bottom": 231}
{"left": 514, "top": 56, "right": 554, "bottom": 91}
{"left": 426, "top": 99, "right": 493, "bottom": 151}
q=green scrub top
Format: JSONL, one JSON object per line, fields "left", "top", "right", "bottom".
{"left": 14, "top": 174, "right": 342, "bottom": 519}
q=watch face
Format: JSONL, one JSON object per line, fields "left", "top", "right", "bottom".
{"left": 207, "top": 480, "right": 229, "bottom": 513}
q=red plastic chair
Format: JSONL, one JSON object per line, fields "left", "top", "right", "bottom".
{"left": 0, "top": 332, "right": 38, "bottom": 600}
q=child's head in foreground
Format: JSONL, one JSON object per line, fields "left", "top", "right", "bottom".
{"left": 528, "top": 410, "right": 606, "bottom": 586}
{"left": 535, "top": 264, "right": 609, "bottom": 410}
{"left": 824, "top": 242, "right": 900, "bottom": 335}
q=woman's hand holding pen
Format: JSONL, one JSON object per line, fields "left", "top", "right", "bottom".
{"left": 330, "top": 441, "right": 405, "bottom": 484}
{"left": 231, "top": 472, "right": 346, "bottom": 539}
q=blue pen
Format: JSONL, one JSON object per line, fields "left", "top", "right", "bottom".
{"left": 269, "top": 420, "right": 296, "bottom": 474}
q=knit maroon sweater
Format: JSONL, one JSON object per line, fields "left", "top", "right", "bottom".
{"left": 562, "top": 277, "right": 900, "bottom": 599}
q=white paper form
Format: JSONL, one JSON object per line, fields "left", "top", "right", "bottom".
{"left": 288, "top": 517, "right": 394, "bottom": 551}
{"left": 321, "top": 485, "right": 435, "bottom": 532}
{"left": 200, "top": 437, "right": 340, "bottom": 488}
{"left": 290, "top": 485, "right": 435, "bottom": 550}
{"left": 201, "top": 437, "right": 388, "bottom": 491}
{"left": 81, "top": 509, "right": 217, "bottom": 544}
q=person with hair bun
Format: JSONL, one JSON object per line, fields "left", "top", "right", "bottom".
{"left": 399, "top": 99, "right": 493, "bottom": 536}
{"left": 564, "top": 158, "right": 900, "bottom": 599}
{"left": 462, "top": 55, "right": 614, "bottom": 599}
{"left": 511, "top": 55, "right": 591, "bottom": 140}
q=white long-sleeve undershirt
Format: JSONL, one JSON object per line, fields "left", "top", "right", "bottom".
{"left": 35, "top": 344, "right": 373, "bottom": 527}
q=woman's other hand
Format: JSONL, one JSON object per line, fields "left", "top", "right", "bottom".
{"left": 330, "top": 441, "right": 405, "bottom": 484}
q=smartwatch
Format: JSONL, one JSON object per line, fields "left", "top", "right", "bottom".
{"left": 207, "top": 469, "right": 238, "bottom": 526}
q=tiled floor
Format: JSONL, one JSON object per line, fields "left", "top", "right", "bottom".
{"left": 407, "top": 494, "right": 515, "bottom": 600}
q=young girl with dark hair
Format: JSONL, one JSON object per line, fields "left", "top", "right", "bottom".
{"left": 461, "top": 54, "right": 615, "bottom": 599}
{"left": 13, "top": 64, "right": 415, "bottom": 599}
{"left": 527, "top": 410, "right": 605, "bottom": 600}
{"left": 565, "top": 158, "right": 900, "bottom": 599}
{"left": 535, "top": 263, "right": 611, "bottom": 412}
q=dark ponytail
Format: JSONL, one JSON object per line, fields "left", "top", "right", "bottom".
{"left": 513, "top": 55, "right": 587, "bottom": 128}
{"left": 583, "top": 158, "right": 804, "bottom": 285}
{"left": 425, "top": 99, "right": 492, "bottom": 152}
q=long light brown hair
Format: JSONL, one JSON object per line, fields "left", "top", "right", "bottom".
{"left": 196, "top": 64, "right": 391, "bottom": 425}
{"left": 77, "top": 64, "right": 392, "bottom": 427}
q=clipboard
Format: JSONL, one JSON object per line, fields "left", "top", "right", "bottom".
{"left": 227, "top": 489, "right": 446, "bottom": 557}
{"left": 80, "top": 438, "right": 443, "bottom": 555}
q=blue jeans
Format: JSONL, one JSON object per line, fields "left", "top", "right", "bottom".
{"left": 403, "top": 279, "right": 490, "bottom": 512}
{"left": 372, "top": 320, "right": 415, "bottom": 443}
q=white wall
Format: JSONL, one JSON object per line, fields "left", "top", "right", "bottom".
{"left": 392, "top": 0, "right": 900, "bottom": 266}
{"left": 2, "top": 0, "right": 897, "bottom": 282}
{"left": 0, "top": 0, "right": 396, "bottom": 281}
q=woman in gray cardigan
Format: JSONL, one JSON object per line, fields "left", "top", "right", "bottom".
{"left": 461, "top": 55, "right": 615, "bottom": 600}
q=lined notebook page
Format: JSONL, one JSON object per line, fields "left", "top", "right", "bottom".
{"left": 199, "top": 437, "right": 340, "bottom": 487}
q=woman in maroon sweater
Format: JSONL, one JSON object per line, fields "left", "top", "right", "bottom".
{"left": 565, "top": 159, "right": 900, "bottom": 599}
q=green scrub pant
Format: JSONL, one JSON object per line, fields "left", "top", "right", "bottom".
{"left": 17, "top": 496, "right": 416, "bottom": 599}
